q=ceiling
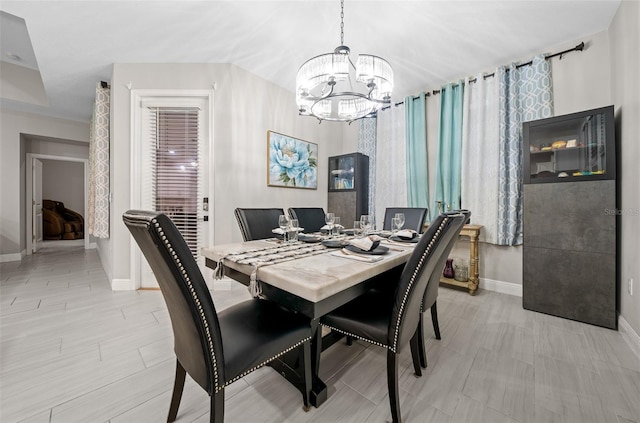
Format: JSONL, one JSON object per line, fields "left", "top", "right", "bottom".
{"left": 0, "top": 0, "right": 621, "bottom": 124}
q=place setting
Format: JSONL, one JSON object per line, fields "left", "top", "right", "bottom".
{"left": 330, "top": 235, "right": 389, "bottom": 263}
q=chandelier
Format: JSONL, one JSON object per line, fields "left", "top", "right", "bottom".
{"left": 296, "top": 0, "right": 393, "bottom": 123}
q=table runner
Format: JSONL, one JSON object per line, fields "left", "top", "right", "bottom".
{"left": 213, "top": 241, "right": 333, "bottom": 297}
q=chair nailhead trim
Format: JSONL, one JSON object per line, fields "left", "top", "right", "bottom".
{"left": 151, "top": 218, "right": 220, "bottom": 392}
{"left": 391, "top": 217, "right": 449, "bottom": 351}
{"left": 218, "top": 336, "right": 312, "bottom": 392}
{"left": 320, "top": 324, "right": 392, "bottom": 351}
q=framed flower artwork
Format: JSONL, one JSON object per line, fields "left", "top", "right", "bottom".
{"left": 267, "top": 131, "right": 318, "bottom": 189}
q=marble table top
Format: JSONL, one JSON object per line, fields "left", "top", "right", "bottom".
{"left": 202, "top": 239, "right": 416, "bottom": 303}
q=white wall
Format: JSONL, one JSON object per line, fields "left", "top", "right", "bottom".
{"left": 105, "top": 63, "right": 343, "bottom": 287}
{"left": 0, "top": 109, "right": 88, "bottom": 259}
{"left": 41, "top": 159, "right": 85, "bottom": 216}
{"left": 609, "top": 0, "right": 640, "bottom": 337}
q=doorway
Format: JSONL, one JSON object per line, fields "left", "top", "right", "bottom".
{"left": 26, "top": 153, "right": 91, "bottom": 254}
{"left": 130, "top": 90, "right": 214, "bottom": 289}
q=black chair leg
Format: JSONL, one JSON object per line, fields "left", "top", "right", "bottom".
{"left": 387, "top": 350, "right": 402, "bottom": 423}
{"left": 167, "top": 359, "right": 186, "bottom": 423}
{"left": 417, "top": 313, "right": 427, "bottom": 369}
{"left": 431, "top": 302, "right": 441, "bottom": 340}
{"left": 409, "top": 329, "right": 422, "bottom": 377}
{"left": 302, "top": 340, "right": 312, "bottom": 411}
{"left": 211, "top": 390, "right": 224, "bottom": 423}
{"left": 346, "top": 336, "right": 353, "bottom": 345}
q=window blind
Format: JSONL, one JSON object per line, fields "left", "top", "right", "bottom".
{"left": 148, "top": 107, "right": 201, "bottom": 257}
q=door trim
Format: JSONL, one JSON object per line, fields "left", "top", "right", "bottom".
{"left": 25, "top": 153, "right": 91, "bottom": 254}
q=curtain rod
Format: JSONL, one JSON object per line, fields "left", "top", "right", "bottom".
{"left": 381, "top": 41, "right": 584, "bottom": 110}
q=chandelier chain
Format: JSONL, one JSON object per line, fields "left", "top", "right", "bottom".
{"left": 340, "top": 0, "right": 344, "bottom": 46}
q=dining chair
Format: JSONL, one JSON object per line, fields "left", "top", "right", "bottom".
{"left": 234, "top": 208, "right": 285, "bottom": 241}
{"left": 123, "top": 210, "right": 312, "bottom": 423}
{"left": 414, "top": 210, "right": 470, "bottom": 369}
{"left": 319, "top": 212, "right": 467, "bottom": 423}
{"left": 383, "top": 207, "right": 428, "bottom": 233}
{"left": 288, "top": 207, "right": 326, "bottom": 233}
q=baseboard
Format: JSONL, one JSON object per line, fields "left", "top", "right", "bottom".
{"left": 479, "top": 277, "right": 523, "bottom": 297}
{"left": 111, "top": 278, "right": 136, "bottom": 291}
{"left": 0, "top": 251, "right": 25, "bottom": 263}
{"left": 619, "top": 315, "right": 640, "bottom": 361}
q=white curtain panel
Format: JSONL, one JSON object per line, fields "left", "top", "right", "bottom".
{"left": 357, "top": 117, "right": 377, "bottom": 220}
{"left": 461, "top": 74, "right": 500, "bottom": 244}
{"left": 88, "top": 82, "right": 110, "bottom": 238}
{"left": 374, "top": 104, "right": 407, "bottom": 230}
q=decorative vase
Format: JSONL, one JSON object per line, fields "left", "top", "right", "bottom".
{"left": 454, "top": 263, "right": 469, "bottom": 282}
{"left": 443, "top": 258, "right": 455, "bottom": 279}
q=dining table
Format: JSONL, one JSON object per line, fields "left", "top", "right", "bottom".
{"left": 201, "top": 234, "right": 418, "bottom": 407}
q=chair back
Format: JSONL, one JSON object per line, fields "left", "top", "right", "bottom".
{"left": 123, "top": 210, "right": 223, "bottom": 394}
{"left": 422, "top": 210, "right": 470, "bottom": 310}
{"left": 388, "top": 212, "right": 466, "bottom": 352}
{"left": 288, "top": 207, "right": 326, "bottom": 233}
{"left": 383, "top": 207, "right": 428, "bottom": 232}
{"left": 234, "top": 208, "right": 285, "bottom": 241}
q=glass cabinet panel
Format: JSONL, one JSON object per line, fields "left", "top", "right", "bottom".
{"left": 328, "top": 155, "right": 356, "bottom": 190}
{"left": 524, "top": 106, "right": 615, "bottom": 184}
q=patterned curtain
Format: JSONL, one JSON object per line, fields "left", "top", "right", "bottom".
{"left": 88, "top": 82, "right": 110, "bottom": 238}
{"left": 497, "top": 55, "right": 553, "bottom": 245}
{"left": 434, "top": 81, "right": 464, "bottom": 215}
{"left": 405, "top": 93, "right": 430, "bottom": 220}
{"left": 374, "top": 104, "right": 407, "bottom": 229}
{"left": 357, "top": 117, "right": 377, "bottom": 220}
{"left": 461, "top": 74, "right": 500, "bottom": 243}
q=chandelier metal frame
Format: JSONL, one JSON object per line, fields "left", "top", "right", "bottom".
{"left": 296, "top": 0, "right": 393, "bottom": 123}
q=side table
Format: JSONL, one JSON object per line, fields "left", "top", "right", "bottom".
{"left": 439, "top": 224, "right": 482, "bottom": 295}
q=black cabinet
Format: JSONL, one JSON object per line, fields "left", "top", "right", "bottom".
{"left": 523, "top": 106, "right": 617, "bottom": 329}
{"left": 327, "top": 153, "right": 369, "bottom": 227}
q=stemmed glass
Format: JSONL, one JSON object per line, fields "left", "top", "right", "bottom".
{"left": 278, "top": 214, "right": 289, "bottom": 243}
{"left": 360, "top": 215, "right": 371, "bottom": 237}
{"left": 333, "top": 216, "right": 341, "bottom": 236}
{"left": 394, "top": 213, "right": 405, "bottom": 231}
{"left": 325, "top": 212, "right": 335, "bottom": 236}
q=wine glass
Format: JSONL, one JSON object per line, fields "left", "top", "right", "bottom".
{"left": 333, "top": 216, "right": 341, "bottom": 236}
{"left": 278, "top": 214, "right": 289, "bottom": 242}
{"left": 360, "top": 215, "right": 371, "bottom": 236}
{"left": 325, "top": 212, "right": 335, "bottom": 236}
{"left": 394, "top": 213, "right": 405, "bottom": 231}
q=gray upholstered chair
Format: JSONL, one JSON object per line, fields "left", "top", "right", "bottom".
{"left": 123, "top": 210, "right": 312, "bottom": 422}
{"left": 288, "top": 207, "right": 326, "bottom": 233}
{"left": 383, "top": 207, "right": 428, "bottom": 233}
{"left": 320, "top": 212, "right": 466, "bottom": 423}
{"left": 234, "top": 208, "right": 285, "bottom": 241}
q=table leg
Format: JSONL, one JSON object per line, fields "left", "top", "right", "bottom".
{"left": 310, "top": 319, "right": 327, "bottom": 407}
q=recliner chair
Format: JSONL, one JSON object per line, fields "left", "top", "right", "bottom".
{"left": 42, "top": 199, "right": 84, "bottom": 240}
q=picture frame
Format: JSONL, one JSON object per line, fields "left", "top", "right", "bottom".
{"left": 267, "top": 130, "right": 318, "bottom": 189}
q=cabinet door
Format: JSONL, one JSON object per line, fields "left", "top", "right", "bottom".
{"left": 523, "top": 180, "right": 615, "bottom": 254}
{"left": 523, "top": 246, "right": 616, "bottom": 329}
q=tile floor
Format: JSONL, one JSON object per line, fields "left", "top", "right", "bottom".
{"left": 1, "top": 246, "right": 639, "bottom": 423}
